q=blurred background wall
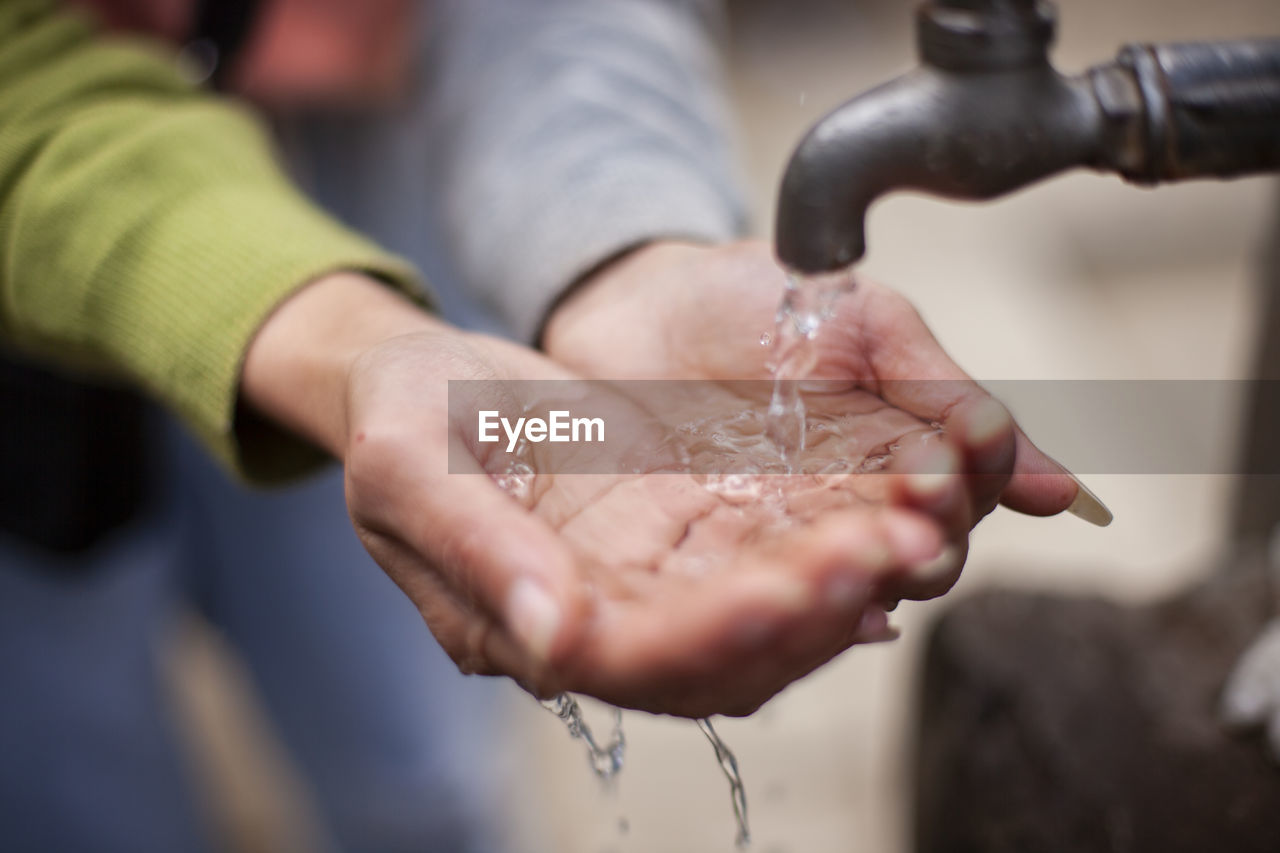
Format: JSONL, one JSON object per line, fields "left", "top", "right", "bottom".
{"left": 168, "top": 1, "right": 1280, "bottom": 851}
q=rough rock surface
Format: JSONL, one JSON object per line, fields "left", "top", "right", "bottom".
{"left": 913, "top": 551, "right": 1280, "bottom": 853}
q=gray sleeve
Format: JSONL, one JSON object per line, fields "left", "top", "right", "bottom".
{"left": 425, "top": 0, "right": 750, "bottom": 341}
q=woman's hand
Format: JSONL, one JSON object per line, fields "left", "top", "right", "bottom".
{"left": 543, "top": 240, "right": 1109, "bottom": 600}
{"left": 239, "top": 273, "right": 956, "bottom": 717}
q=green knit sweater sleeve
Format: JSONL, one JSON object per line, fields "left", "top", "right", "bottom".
{"left": 0, "top": 0, "right": 424, "bottom": 481}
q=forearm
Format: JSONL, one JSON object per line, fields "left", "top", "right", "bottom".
{"left": 427, "top": 0, "right": 750, "bottom": 341}
{"left": 0, "top": 0, "right": 422, "bottom": 478}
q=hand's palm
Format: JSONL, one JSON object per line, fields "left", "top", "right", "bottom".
{"left": 347, "top": 236, "right": 1071, "bottom": 717}
{"left": 466, "top": 374, "right": 946, "bottom": 715}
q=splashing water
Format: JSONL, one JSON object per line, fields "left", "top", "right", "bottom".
{"left": 540, "top": 693, "right": 626, "bottom": 781}
{"left": 698, "top": 717, "right": 751, "bottom": 848}
{"left": 765, "top": 269, "right": 857, "bottom": 466}
{"left": 536, "top": 695, "right": 750, "bottom": 846}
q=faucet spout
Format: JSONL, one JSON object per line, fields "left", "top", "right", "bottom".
{"left": 774, "top": 64, "right": 1102, "bottom": 272}
{"left": 774, "top": 0, "right": 1280, "bottom": 274}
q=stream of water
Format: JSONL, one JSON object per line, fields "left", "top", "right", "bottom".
{"left": 698, "top": 717, "right": 751, "bottom": 848}
{"left": 499, "top": 265, "right": 858, "bottom": 848}
{"left": 540, "top": 693, "right": 626, "bottom": 781}
{"left": 765, "top": 269, "right": 858, "bottom": 469}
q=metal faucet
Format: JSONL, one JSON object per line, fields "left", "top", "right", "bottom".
{"left": 774, "top": 0, "right": 1280, "bottom": 274}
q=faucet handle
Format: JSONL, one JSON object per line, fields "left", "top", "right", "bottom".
{"left": 917, "top": 0, "right": 1057, "bottom": 71}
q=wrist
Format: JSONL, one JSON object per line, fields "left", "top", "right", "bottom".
{"left": 541, "top": 240, "right": 702, "bottom": 361}
{"left": 240, "top": 271, "right": 442, "bottom": 456}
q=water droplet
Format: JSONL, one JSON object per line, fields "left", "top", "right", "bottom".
{"left": 492, "top": 461, "right": 535, "bottom": 502}
{"left": 759, "top": 331, "right": 772, "bottom": 347}
{"left": 857, "top": 454, "right": 891, "bottom": 473}
{"left": 704, "top": 473, "right": 764, "bottom": 504}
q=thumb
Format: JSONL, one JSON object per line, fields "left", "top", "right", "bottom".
{"left": 999, "top": 429, "right": 1112, "bottom": 527}
{"left": 376, "top": 435, "right": 586, "bottom": 667}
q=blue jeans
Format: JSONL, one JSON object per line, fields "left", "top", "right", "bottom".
{"left": 0, "top": 417, "right": 505, "bottom": 853}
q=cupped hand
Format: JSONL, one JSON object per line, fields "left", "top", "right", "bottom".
{"left": 343, "top": 331, "right": 966, "bottom": 717}
{"left": 544, "top": 240, "right": 1103, "bottom": 600}
{"left": 242, "top": 273, "right": 954, "bottom": 717}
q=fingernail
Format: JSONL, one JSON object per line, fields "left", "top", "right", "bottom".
{"left": 908, "top": 450, "right": 958, "bottom": 497}
{"left": 907, "top": 543, "right": 962, "bottom": 584}
{"left": 966, "top": 398, "right": 1012, "bottom": 445}
{"left": 881, "top": 513, "right": 945, "bottom": 565}
{"left": 506, "top": 579, "right": 562, "bottom": 663}
{"left": 855, "top": 607, "right": 900, "bottom": 644}
{"left": 860, "top": 606, "right": 888, "bottom": 635}
{"left": 1066, "top": 473, "right": 1113, "bottom": 527}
